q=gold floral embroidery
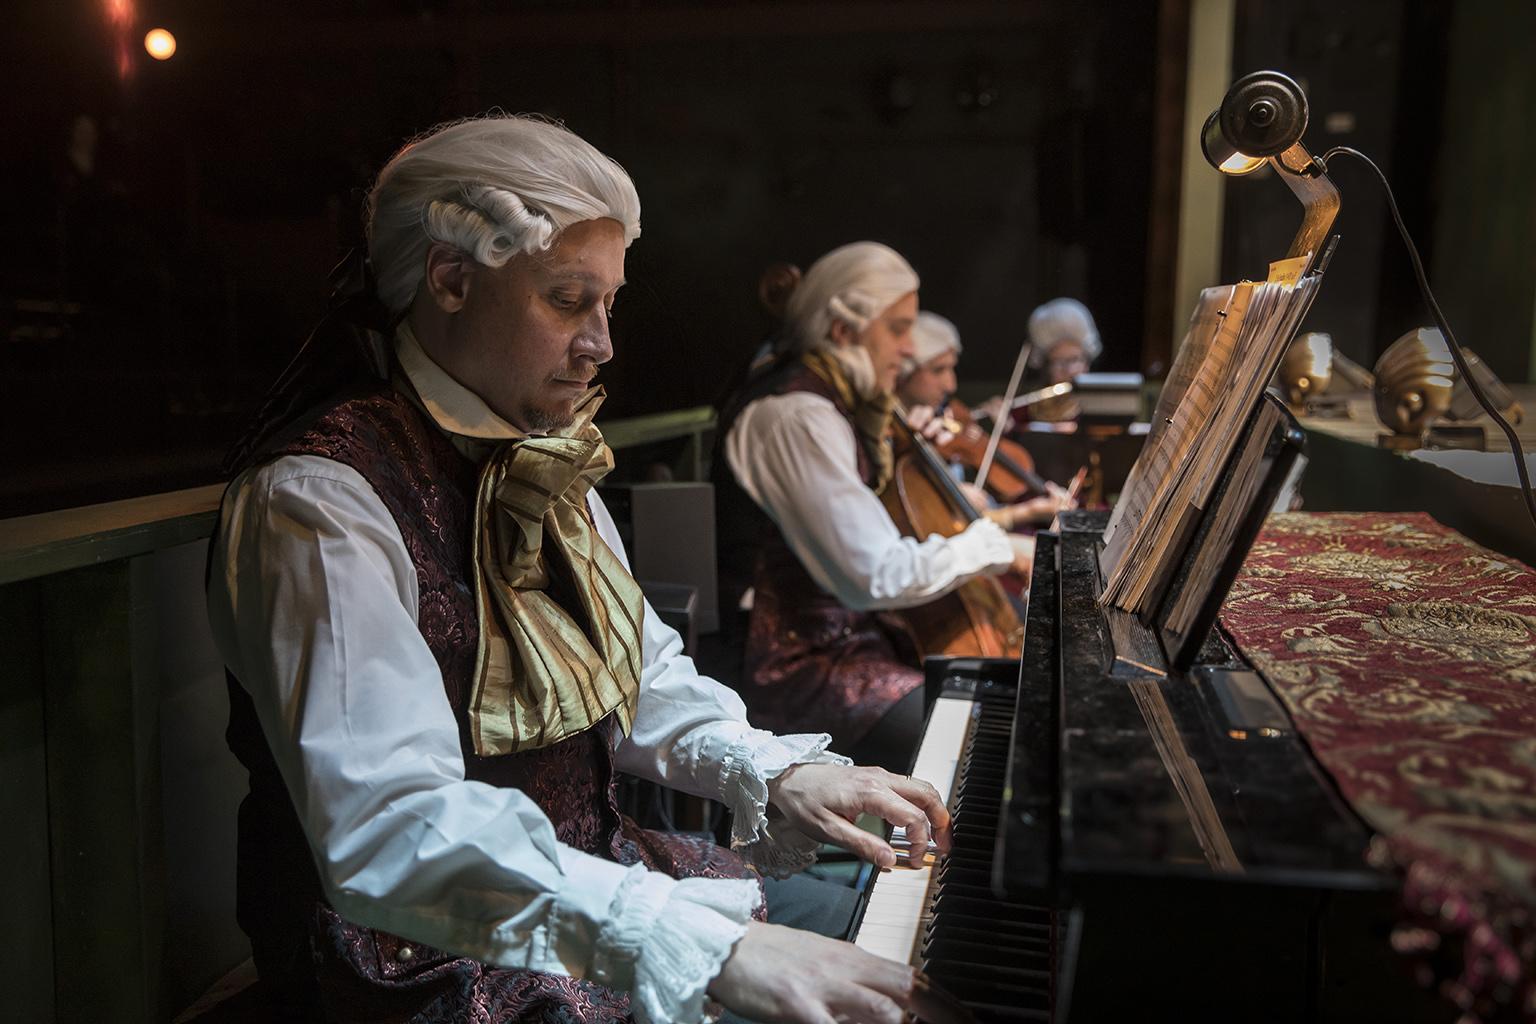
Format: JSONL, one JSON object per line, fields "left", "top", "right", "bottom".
{"left": 1220, "top": 512, "right": 1536, "bottom": 1018}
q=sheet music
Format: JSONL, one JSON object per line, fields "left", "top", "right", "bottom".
{"left": 1101, "top": 284, "right": 1233, "bottom": 558}
{"left": 1099, "top": 255, "right": 1320, "bottom": 616}
{"left": 1163, "top": 399, "right": 1283, "bottom": 638}
{"left": 1100, "top": 281, "right": 1253, "bottom": 601}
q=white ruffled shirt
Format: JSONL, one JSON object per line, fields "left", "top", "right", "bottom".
{"left": 206, "top": 328, "right": 848, "bottom": 1024}
{"left": 724, "top": 391, "right": 1015, "bottom": 608}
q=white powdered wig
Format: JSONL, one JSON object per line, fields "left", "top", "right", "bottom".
{"left": 367, "top": 115, "right": 642, "bottom": 314}
{"left": 906, "top": 311, "right": 962, "bottom": 373}
{"left": 784, "top": 241, "right": 920, "bottom": 354}
{"left": 1027, "top": 297, "right": 1101, "bottom": 367}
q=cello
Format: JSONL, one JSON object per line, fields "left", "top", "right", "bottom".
{"left": 881, "top": 404, "right": 1026, "bottom": 660}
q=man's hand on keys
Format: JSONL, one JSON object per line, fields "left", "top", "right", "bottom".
{"left": 710, "top": 921, "right": 974, "bottom": 1024}
{"left": 766, "top": 763, "right": 952, "bottom": 869}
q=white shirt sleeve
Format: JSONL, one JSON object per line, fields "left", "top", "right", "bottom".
{"left": 588, "top": 493, "right": 851, "bottom": 878}
{"left": 723, "top": 391, "right": 1016, "bottom": 610}
{"left": 204, "top": 456, "right": 764, "bottom": 1024}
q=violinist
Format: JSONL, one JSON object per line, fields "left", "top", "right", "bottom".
{"left": 980, "top": 297, "right": 1103, "bottom": 426}
{"left": 1031, "top": 297, "right": 1101, "bottom": 394}
{"left": 898, "top": 311, "right": 1073, "bottom": 531}
{"left": 713, "top": 242, "right": 1028, "bottom": 771}
{"left": 894, "top": 311, "right": 962, "bottom": 411}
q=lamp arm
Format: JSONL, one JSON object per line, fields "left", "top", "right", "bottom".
{"left": 1269, "top": 141, "right": 1340, "bottom": 271}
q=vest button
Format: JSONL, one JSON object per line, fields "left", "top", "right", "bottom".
{"left": 396, "top": 946, "right": 416, "bottom": 963}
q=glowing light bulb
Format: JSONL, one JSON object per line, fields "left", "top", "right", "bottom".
{"left": 144, "top": 28, "right": 176, "bottom": 60}
{"left": 1218, "top": 151, "right": 1267, "bottom": 175}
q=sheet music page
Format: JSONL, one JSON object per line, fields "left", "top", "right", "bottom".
{"left": 1112, "top": 279, "right": 1254, "bottom": 609}
{"left": 1164, "top": 399, "right": 1283, "bottom": 637}
{"left": 1185, "top": 258, "right": 1317, "bottom": 509}
{"left": 1100, "top": 254, "right": 1319, "bottom": 614}
{"left": 1100, "top": 285, "right": 1233, "bottom": 561}
{"left": 1100, "top": 281, "right": 1253, "bottom": 604}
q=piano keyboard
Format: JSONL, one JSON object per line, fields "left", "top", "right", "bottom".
{"left": 854, "top": 696, "right": 975, "bottom": 962}
{"left": 852, "top": 690, "right": 1057, "bottom": 1022}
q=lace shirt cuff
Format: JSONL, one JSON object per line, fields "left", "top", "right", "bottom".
{"left": 719, "top": 731, "right": 853, "bottom": 878}
{"left": 593, "top": 869, "right": 762, "bottom": 1024}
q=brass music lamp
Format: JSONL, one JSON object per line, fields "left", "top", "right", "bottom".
{"left": 1373, "top": 327, "right": 1456, "bottom": 447}
{"left": 1448, "top": 349, "right": 1524, "bottom": 426}
{"left": 1278, "top": 332, "right": 1334, "bottom": 408}
{"left": 1200, "top": 70, "right": 1309, "bottom": 173}
{"left": 1201, "top": 70, "right": 1339, "bottom": 269}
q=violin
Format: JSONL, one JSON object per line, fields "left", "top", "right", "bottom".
{"left": 931, "top": 399, "right": 1054, "bottom": 504}
{"left": 880, "top": 406, "right": 1025, "bottom": 660}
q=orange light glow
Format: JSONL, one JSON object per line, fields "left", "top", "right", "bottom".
{"left": 1219, "top": 152, "right": 1267, "bottom": 176}
{"left": 106, "top": 0, "right": 134, "bottom": 27}
{"left": 144, "top": 28, "right": 176, "bottom": 60}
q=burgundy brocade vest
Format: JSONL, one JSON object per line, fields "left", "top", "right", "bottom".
{"left": 713, "top": 361, "right": 921, "bottom": 749}
{"left": 224, "top": 380, "right": 756, "bottom": 1022}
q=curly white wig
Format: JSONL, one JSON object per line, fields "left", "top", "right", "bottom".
{"left": 783, "top": 241, "right": 920, "bottom": 354}
{"left": 366, "top": 115, "right": 641, "bottom": 315}
{"left": 1027, "top": 297, "right": 1101, "bottom": 368}
{"left": 905, "top": 311, "right": 962, "bottom": 374}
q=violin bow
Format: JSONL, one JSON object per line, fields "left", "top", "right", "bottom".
{"left": 973, "top": 381, "right": 1075, "bottom": 423}
{"left": 974, "top": 341, "right": 1032, "bottom": 494}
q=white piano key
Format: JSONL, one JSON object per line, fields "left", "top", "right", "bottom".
{"left": 852, "top": 696, "right": 978, "bottom": 964}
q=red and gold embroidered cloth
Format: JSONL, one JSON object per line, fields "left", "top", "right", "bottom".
{"left": 1221, "top": 512, "right": 1536, "bottom": 1021}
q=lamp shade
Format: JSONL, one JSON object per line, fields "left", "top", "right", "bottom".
{"left": 1202, "top": 70, "right": 1310, "bottom": 174}
{"left": 1201, "top": 111, "right": 1267, "bottom": 175}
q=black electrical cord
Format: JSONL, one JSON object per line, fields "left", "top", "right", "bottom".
{"left": 1317, "top": 145, "right": 1536, "bottom": 534}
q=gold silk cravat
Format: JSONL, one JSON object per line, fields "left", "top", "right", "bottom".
{"left": 801, "top": 349, "right": 896, "bottom": 494}
{"left": 467, "top": 386, "right": 645, "bottom": 756}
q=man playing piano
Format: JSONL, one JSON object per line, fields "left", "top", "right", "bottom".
{"left": 714, "top": 243, "right": 1028, "bottom": 773}
{"left": 207, "top": 115, "right": 961, "bottom": 1024}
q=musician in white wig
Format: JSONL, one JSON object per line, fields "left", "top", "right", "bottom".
{"left": 896, "top": 311, "right": 963, "bottom": 410}
{"left": 715, "top": 242, "right": 1024, "bottom": 773}
{"left": 1028, "top": 296, "right": 1101, "bottom": 386}
{"left": 210, "top": 116, "right": 963, "bottom": 1024}
{"left": 896, "top": 312, "right": 1074, "bottom": 530}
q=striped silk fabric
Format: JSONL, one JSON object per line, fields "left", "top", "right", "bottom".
{"left": 468, "top": 387, "right": 644, "bottom": 755}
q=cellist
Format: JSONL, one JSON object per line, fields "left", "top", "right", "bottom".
{"left": 713, "top": 242, "right": 1029, "bottom": 771}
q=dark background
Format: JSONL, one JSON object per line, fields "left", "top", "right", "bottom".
{"left": 3, "top": 0, "right": 1532, "bottom": 518}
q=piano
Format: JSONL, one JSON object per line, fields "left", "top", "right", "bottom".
{"left": 849, "top": 525, "right": 1458, "bottom": 1023}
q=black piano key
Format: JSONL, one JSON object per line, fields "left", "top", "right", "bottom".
{"left": 930, "top": 978, "right": 1051, "bottom": 1013}
{"left": 923, "top": 937, "right": 1049, "bottom": 966}
{"left": 924, "top": 956, "right": 1053, "bottom": 982}
{"left": 931, "top": 892, "right": 1053, "bottom": 922}
{"left": 924, "top": 923, "right": 1053, "bottom": 951}
{"left": 856, "top": 670, "right": 1058, "bottom": 1023}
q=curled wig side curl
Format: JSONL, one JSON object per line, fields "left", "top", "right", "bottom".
{"left": 367, "top": 115, "right": 642, "bottom": 315}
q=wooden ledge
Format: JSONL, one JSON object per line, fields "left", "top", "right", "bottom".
{"left": 0, "top": 483, "right": 226, "bottom": 585}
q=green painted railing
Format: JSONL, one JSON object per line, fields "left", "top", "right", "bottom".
{"left": 0, "top": 406, "right": 718, "bottom": 585}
